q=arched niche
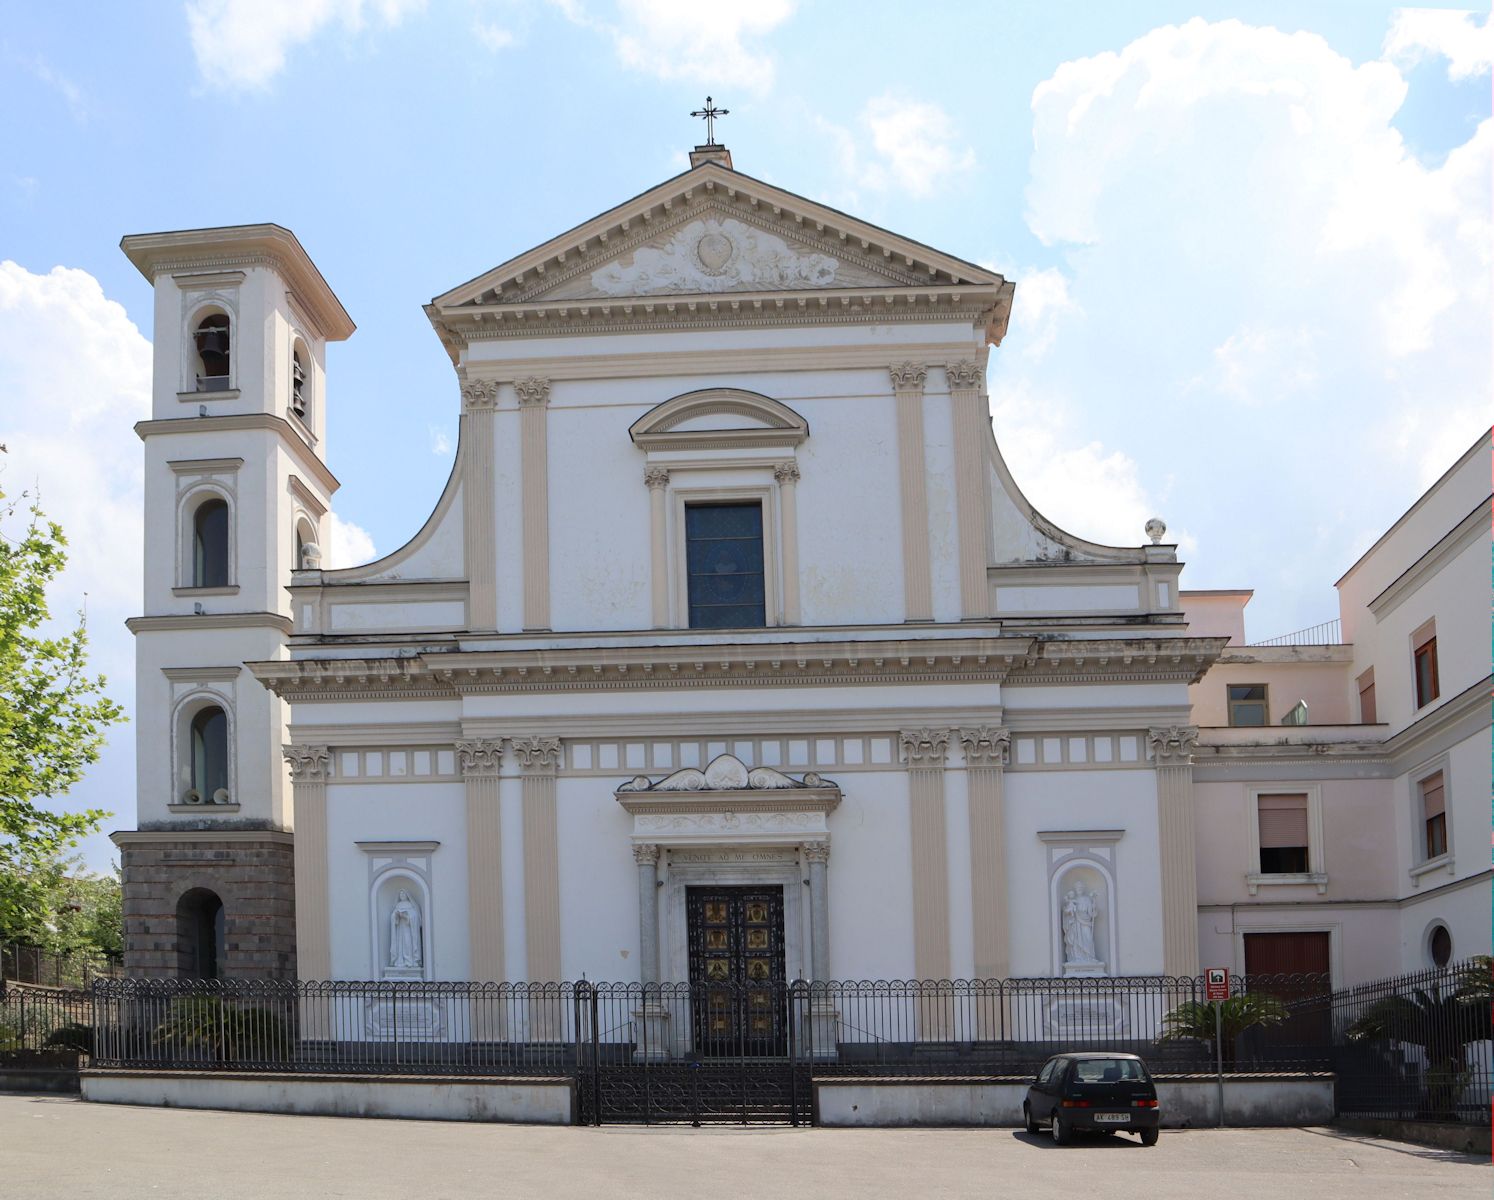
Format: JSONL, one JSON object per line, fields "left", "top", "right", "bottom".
{"left": 175, "top": 887, "right": 224, "bottom": 979}
{"left": 369, "top": 866, "right": 433, "bottom": 981}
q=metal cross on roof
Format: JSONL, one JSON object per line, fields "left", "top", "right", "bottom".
{"left": 690, "top": 96, "right": 729, "bottom": 144}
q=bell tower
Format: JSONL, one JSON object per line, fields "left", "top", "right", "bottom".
{"left": 117, "top": 225, "right": 354, "bottom": 978}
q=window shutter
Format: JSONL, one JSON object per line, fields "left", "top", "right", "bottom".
{"left": 1258, "top": 794, "right": 1309, "bottom": 848}
{"left": 1421, "top": 773, "right": 1445, "bottom": 819}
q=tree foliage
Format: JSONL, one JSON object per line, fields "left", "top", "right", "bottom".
{"left": 0, "top": 482, "right": 125, "bottom": 938}
{"left": 1161, "top": 993, "right": 1289, "bottom": 1067}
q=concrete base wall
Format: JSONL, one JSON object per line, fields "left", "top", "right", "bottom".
{"left": 1336, "top": 1117, "right": 1492, "bottom": 1156}
{"left": 816, "top": 1076, "right": 1335, "bottom": 1128}
{"left": 0, "top": 1068, "right": 80, "bottom": 1093}
{"left": 81, "top": 1070, "right": 573, "bottom": 1124}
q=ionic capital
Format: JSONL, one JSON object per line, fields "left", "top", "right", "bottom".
{"left": 959, "top": 725, "right": 1011, "bottom": 768}
{"left": 900, "top": 727, "right": 951, "bottom": 768}
{"left": 512, "top": 734, "right": 563, "bottom": 773}
{"left": 283, "top": 744, "right": 330, "bottom": 784}
{"left": 456, "top": 738, "right": 504, "bottom": 777}
{"left": 1148, "top": 726, "right": 1200, "bottom": 766}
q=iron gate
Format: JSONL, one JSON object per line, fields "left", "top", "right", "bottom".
{"left": 574, "top": 981, "right": 812, "bottom": 1125}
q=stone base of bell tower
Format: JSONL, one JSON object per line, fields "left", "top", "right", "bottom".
{"left": 114, "top": 828, "right": 296, "bottom": 979}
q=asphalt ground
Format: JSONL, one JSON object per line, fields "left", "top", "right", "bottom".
{"left": 2, "top": 1093, "right": 1487, "bottom": 1200}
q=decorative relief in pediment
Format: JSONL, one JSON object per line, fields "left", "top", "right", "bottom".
{"left": 538, "top": 216, "right": 895, "bottom": 301}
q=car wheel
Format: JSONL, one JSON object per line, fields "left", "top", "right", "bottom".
{"left": 1023, "top": 1103, "right": 1041, "bottom": 1135}
{"left": 1140, "top": 1127, "right": 1159, "bottom": 1147}
{"left": 1051, "top": 1111, "right": 1072, "bottom": 1146}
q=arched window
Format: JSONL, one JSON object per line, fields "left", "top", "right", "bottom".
{"left": 192, "top": 498, "right": 229, "bottom": 587}
{"left": 176, "top": 888, "right": 225, "bottom": 979}
{"left": 290, "top": 344, "right": 308, "bottom": 419}
{"left": 193, "top": 313, "right": 231, "bottom": 391}
{"left": 293, "top": 517, "right": 319, "bottom": 572}
{"left": 190, "top": 705, "right": 229, "bottom": 801}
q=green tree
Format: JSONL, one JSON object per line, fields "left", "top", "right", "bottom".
{"left": 0, "top": 482, "right": 125, "bottom": 942}
{"left": 1161, "top": 993, "right": 1289, "bottom": 1069}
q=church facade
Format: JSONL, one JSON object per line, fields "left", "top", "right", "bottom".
{"left": 114, "top": 143, "right": 1490, "bottom": 997}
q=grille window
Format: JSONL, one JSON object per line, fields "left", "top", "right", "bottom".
{"left": 686, "top": 503, "right": 765, "bottom": 629}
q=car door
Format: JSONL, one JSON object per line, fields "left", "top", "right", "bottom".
{"left": 1028, "top": 1057, "right": 1060, "bottom": 1117}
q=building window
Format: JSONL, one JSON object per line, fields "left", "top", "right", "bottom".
{"left": 193, "top": 314, "right": 231, "bottom": 391}
{"left": 1227, "top": 683, "right": 1268, "bottom": 727}
{"left": 1412, "top": 626, "right": 1439, "bottom": 708}
{"left": 1420, "top": 771, "right": 1447, "bottom": 860}
{"left": 685, "top": 502, "right": 765, "bottom": 628}
{"left": 291, "top": 344, "right": 308, "bottom": 419}
{"left": 192, "top": 498, "right": 230, "bottom": 587}
{"left": 176, "top": 888, "right": 224, "bottom": 979}
{"left": 1428, "top": 924, "right": 1452, "bottom": 968}
{"left": 1258, "top": 794, "right": 1310, "bottom": 873}
{"left": 1357, "top": 668, "right": 1377, "bottom": 724}
{"left": 190, "top": 705, "right": 229, "bottom": 802}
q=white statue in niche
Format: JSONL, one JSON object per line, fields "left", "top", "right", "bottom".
{"left": 388, "top": 890, "right": 424, "bottom": 970}
{"left": 1061, "top": 882, "right": 1103, "bottom": 970}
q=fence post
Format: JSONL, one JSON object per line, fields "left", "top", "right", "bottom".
{"left": 788, "top": 980, "right": 801, "bottom": 1128}
{"left": 1214, "top": 998, "right": 1224, "bottom": 1128}
{"left": 589, "top": 984, "right": 601, "bottom": 1126}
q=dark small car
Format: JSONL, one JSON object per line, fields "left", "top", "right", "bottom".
{"left": 1022, "top": 1052, "right": 1160, "bottom": 1145}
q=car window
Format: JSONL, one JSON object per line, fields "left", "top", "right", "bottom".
{"left": 1037, "top": 1059, "right": 1060, "bottom": 1087}
{"left": 1072, "top": 1058, "right": 1147, "bottom": 1083}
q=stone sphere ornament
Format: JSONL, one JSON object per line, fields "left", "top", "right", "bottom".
{"left": 1144, "top": 518, "right": 1167, "bottom": 545}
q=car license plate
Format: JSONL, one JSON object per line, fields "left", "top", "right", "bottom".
{"left": 1094, "top": 1113, "right": 1129, "bottom": 1124}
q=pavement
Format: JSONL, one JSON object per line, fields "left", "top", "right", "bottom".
{"left": 2, "top": 1093, "right": 1488, "bottom": 1199}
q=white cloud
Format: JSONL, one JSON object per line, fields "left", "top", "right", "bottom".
{"left": 989, "top": 263, "right": 1080, "bottom": 361}
{"left": 1013, "top": 16, "right": 1490, "bottom": 631}
{"left": 184, "top": 0, "right": 426, "bottom": 90}
{"left": 327, "top": 512, "right": 376, "bottom": 568}
{"left": 428, "top": 425, "right": 452, "bottom": 455}
{"left": 1384, "top": 7, "right": 1494, "bottom": 80}
{"left": 550, "top": 0, "right": 793, "bottom": 92}
{"left": 15, "top": 52, "right": 87, "bottom": 121}
{"left": 473, "top": 21, "right": 516, "bottom": 51}
{"left": 816, "top": 94, "right": 975, "bottom": 204}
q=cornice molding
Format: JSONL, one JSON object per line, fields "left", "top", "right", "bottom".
{"left": 1368, "top": 498, "right": 1491, "bottom": 620}
{"left": 129, "top": 612, "right": 294, "bottom": 635}
{"left": 135, "top": 413, "right": 339, "bottom": 495}
{"left": 1007, "top": 637, "right": 1226, "bottom": 686}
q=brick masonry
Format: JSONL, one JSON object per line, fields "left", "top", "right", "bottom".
{"left": 119, "top": 833, "right": 297, "bottom": 979}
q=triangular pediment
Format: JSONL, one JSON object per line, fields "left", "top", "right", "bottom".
{"left": 433, "top": 161, "right": 1006, "bottom": 310}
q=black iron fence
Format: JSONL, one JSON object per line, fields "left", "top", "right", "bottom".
{"left": 1329, "top": 959, "right": 1491, "bottom": 1124}
{"left": 2, "top": 943, "right": 122, "bottom": 989}
{"left": 0, "top": 981, "right": 96, "bottom": 1054}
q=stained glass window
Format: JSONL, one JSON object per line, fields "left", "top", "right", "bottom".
{"left": 686, "top": 502, "right": 765, "bottom": 628}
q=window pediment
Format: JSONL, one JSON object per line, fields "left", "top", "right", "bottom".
{"left": 615, "top": 754, "right": 841, "bottom": 818}
{"left": 631, "top": 390, "right": 808, "bottom": 452}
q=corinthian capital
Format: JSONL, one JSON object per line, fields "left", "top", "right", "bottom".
{"left": 900, "top": 728, "right": 951, "bottom": 768}
{"left": 802, "top": 841, "right": 831, "bottom": 865}
{"left": 643, "top": 466, "right": 670, "bottom": 491}
{"left": 959, "top": 725, "right": 1011, "bottom": 768}
{"left": 283, "top": 744, "right": 330, "bottom": 784}
{"left": 456, "top": 738, "right": 504, "bottom": 777}
{"left": 511, "top": 735, "right": 563, "bottom": 772}
{"left": 773, "top": 461, "right": 800, "bottom": 486}
{"left": 460, "top": 378, "right": 500, "bottom": 411}
{"left": 945, "top": 360, "right": 984, "bottom": 391}
{"left": 889, "top": 362, "right": 928, "bottom": 392}
{"left": 514, "top": 377, "right": 551, "bottom": 407}
{"left": 632, "top": 842, "right": 661, "bottom": 866}
{"left": 1147, "top": 726, "right": 1200, "bottom": 766}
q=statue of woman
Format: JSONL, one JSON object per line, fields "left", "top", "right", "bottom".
{"left": 389, "top": 889, "right": 423, "bottom": 969}
{"left": 1061, "top": 883, "right": 1101, "bottom": 966}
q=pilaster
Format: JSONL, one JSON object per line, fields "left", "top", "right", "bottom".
{"left": 960, "top": 725, "right": 1011, "bottom": 981}
{"left": 890, "top": 364, "right": 933, "bottom": 622}
{"left": 645, "top": 466, "right": 670, "bottom": 628}
{"left": 901, "top": 728, "right": 952, "bottom": 981}
{"left": 516, "top": 377, "right": 551, "bottom": 631}
{"left": 460, "top": 379, "right": 499, "bottom": 631}
{"left": 1150, "top": 726, "right": 1201, "bottom": 977}
{"left": 775, "top": 461, "right": 802, "bottom": 626}
{"left": 458, "top": 738, "right": 505, "bottom": 983}
{"left": 285, "top": 744, "right": 330, "bottom": 982}
{"left": 514, "top": 734, "right": 563, "bottom": 982}
{"left": 946, "top": 360, "right": 992, "bottom": 620}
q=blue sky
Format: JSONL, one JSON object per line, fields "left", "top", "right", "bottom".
{"left": 1, "top": 1, "right": 1489, "bottom": 874}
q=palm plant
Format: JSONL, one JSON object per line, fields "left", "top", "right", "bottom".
{"left": 153, "top": 996, "right": 289, "bottom": 1065}
{"left": 1161, "top": 993, "right": 1288, "bottom": 1069}
{"left": 1345, "top": 963, "right": 1489, "bottom": 1121}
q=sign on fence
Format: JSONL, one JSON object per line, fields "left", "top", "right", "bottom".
{"left": 1205, "top": 968, "right": 1229, "bottom": 1002}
